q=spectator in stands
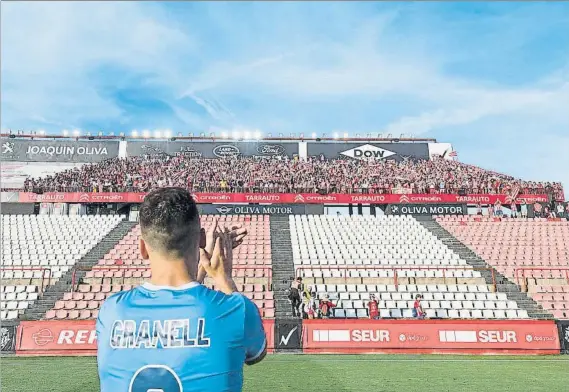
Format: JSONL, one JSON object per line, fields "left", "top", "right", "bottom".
{"left": 495, "top": 200, "right": 503, "bottom": 217}
{"left": 301, "top": 291, "right": 310, "bottom": 319}
{"left": 521, "top": 200, "right": 528, "bottom": 218}
{"left": 488, "top": 203, "right": 494, "bottom": 217}
{"left": 533, "top": 203, "right": 543, "bottom": 218}
{"left": 302, "top": 291, "right": 317, "bottom": 319}
{"left": 15, "top": 154, "right": 564, "bottom": 198}
{"left": 476, "top": 203, "right": 483, "bottom": 216}
{"left": 412, "top": 294, "right": 426, "bottom": 319}
{"left": 308, "top": 290, "right": 318, "bottom": 319}
{"left": 510, "top": 203, "right": 518, "bottom": 218}
{"left": 368, "top": 294, "right": 380, "bottom": 320}
{"left": 319, "top": 295, "right": 336, "bottom": 319}
{"left": 555, "top": 203, "right": 564, "bottom": 218}
{"left": 288, "top": 277, "right": 303, "bottom": 317}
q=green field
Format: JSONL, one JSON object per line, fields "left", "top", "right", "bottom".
{"left": 1, "top": 355, "right": 568, "bottom": 392}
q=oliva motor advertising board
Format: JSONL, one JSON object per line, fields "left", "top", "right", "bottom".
{"left": 198, "top": 204, "right": 314, "bottom": 215}
{"left": 387, "top": 204, "right": 467, "bottom": 215}
{"left": 1, "top": 139, "right": 119, "bottom": 163}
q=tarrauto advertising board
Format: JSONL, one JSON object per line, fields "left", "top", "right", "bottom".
{"left": 303, "top": 319, "right": 560, "bottom": 355}
{"left": 307, "top": 142, "right": 430, "bottom": 161}
{"left": 16, "top": 192, "right": 550, "bottom": 205}
{"left": 15, "top": 319, "right": 275, "bottom": 356}
{"left": 387, "top": 204, "right": 467, "bottom": 215}
{"left": 0, "top": 139, "right": 119, "bottom": 163}
{"left": 126, "top": 141, "right": 298, "bottom": 159}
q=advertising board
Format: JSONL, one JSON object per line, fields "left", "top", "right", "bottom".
{"left": 303, "top": 319, "right": 560, "bottom": 355}
{"left": 16, "top": 319, "right": 275, "bottom": 356}
{"left": 13, "top": 319, "right": 562, "bottom": 356}
{"left": 386, "top": 204, "right": 467, "bottom": 215}
{"left": 198, "top": 204, "right": 309, "bottom": 215}
{"left": 1, "top": 139, "right": 119, "bottom": 162}
{"left": 1, "top": 325, "right": 17, "bottom": 353}
{"left": 307, "top": 142, "right": 430, "bottom": 161}
{"left": 126, "top": 141, "right": 298, "bottom": 159}
{"left": 16, "top": 192, "right": 549, "bottom": 205}
{"left": 558, "top": 320, "right": 569, "bottom": 354}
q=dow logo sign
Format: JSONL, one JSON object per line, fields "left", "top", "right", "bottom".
{"left": 340, "top": 144, "right": 396, "bottom": 161}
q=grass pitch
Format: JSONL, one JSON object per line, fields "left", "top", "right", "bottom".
{"left": 1, "top": 354, "right": 568, "bottom": 392}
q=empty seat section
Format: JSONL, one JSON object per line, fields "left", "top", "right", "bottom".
{"left": 291, "top": 215, "right": 525, "bottom": 319}
{"left": 48, "top": 215, "right": 274, "bottom": 319}
{"left": 1, "top": 214, "right": 124, "bottom": 320}
{"left": 437, "top": 216, "right": 569, "bottom": 319}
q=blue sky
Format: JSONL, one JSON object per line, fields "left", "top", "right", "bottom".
{"left": 1, "top": 2, "right": 568, "bottom": 192}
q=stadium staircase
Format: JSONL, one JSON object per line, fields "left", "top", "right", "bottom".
{"left": 269, "top": 216, "right": 295, "bottom": 319}
{"left": 417, "top": 217, "right": 552, "bottom": 319}
{"left": 21, "top": 220, "right": 138, "bottom": 321}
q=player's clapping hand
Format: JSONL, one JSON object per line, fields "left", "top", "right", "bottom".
{"left": 199, "top": 232, "right": 238, "bottom": 294}
{"left": 198, "top": 220, "right": 247, "bottom": 283}
{"left": 228, "top": 225, "right": 247, "bottom": 249}
{"left": 199, "top": 233, "right": 229, "bottom": 279}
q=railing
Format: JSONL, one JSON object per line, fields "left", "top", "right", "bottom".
{"left": 0, "top": 267, "right": 53, "bottom": 293}
{"left": 514, "top": 267, "right": 569, "bottom": 289}
{"left": 71, "top": 265, "right": 272, "bottom": 292}
{"left": 295, "top": 265, "right": 497, "bottom": 292}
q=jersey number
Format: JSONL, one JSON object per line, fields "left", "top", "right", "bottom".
{"left": 129, "top": 365, "right": 183, "bottom": 392}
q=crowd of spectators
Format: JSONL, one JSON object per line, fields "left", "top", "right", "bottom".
{"left": 20, "top": 155, "right": 564, "bottom": 197}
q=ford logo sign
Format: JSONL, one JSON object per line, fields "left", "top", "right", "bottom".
{"left": 213, "top": 145, "right": 240, "bottom": 158}
{"left": 256, "top": 144, "right": 285, "bottom": 155}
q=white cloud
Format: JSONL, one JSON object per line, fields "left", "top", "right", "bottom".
{"left": 2, "top": 2, "right": 568, "bottom": 192}
{"left": 1, "top": 2, "right": 193, "bottom": 128}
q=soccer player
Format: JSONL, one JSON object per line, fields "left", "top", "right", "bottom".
{"left": 96, "top": 187, "right": 267, "bottom": 392}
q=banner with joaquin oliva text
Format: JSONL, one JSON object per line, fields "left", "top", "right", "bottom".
{"left": 1, "top": 139, "right": 119, "bottom": 163}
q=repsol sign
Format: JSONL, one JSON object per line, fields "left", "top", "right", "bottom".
{"left": 199, "top": 204, "right": 307, "bottom": 215}
{"left": 387, "top": 203, "right": 467, "bottom": 216}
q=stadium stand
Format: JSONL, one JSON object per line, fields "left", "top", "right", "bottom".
{"left": 19, "top": 155, "right": 563, "bottom": 196}
{"left": 1, "top": 214, "right": 123, "bottom": 320}
{"left": 290, "top": 215, "right": 529, "bottom": 319}
{"left": 436, "top": 216, "right": 569, "bottom": 319}
{"left": 44, "top": 215, "right": 275, "bottom": 320}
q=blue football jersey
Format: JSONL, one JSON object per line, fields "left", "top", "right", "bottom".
{"left": 96, "top": 282, "right": 267, "bottom": 392}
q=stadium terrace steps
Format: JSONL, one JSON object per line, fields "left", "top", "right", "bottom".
{"left": 269, "top": 216, "right": 296, "bottom": 319}
{"left": 419, "top": 217, "right": 552, "bottom": 320}
{"left": 21, "top": 220, "right": 139, "bottom": 321}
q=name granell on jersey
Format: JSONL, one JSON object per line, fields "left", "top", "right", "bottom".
{"left": 109, "top": 318, "right": 211, "bottom": 349}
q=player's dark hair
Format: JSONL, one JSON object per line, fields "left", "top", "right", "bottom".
{"left": 139, "top": 187, "right": 200, "bottom": 258}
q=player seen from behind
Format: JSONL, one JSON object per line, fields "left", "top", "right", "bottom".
{"left": 96, "top": 187, "right": 267, "bottom": 392}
